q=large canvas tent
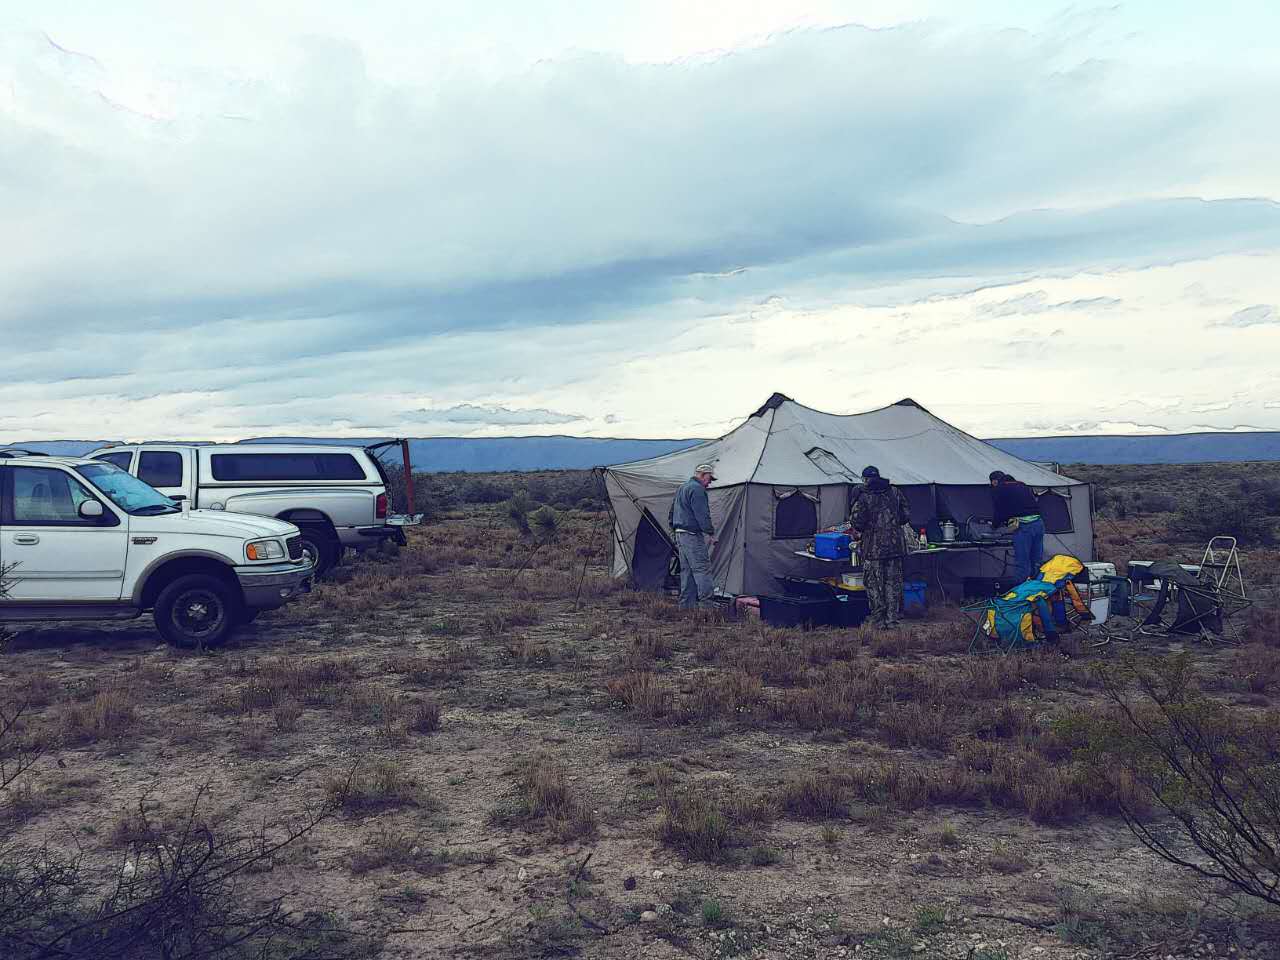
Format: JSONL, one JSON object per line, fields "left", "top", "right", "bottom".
{"left": 601, "top": 395, "right": 1093, "bottom": 596}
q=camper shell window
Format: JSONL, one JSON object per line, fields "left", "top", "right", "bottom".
{"left": 209, "top": 453, "right": 367, "bottom": 482}
{"left": 772, "top": 487, "right": 819, "bottom": 539}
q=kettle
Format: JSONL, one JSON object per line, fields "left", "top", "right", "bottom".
{"left": 939, "top": 519, "right": 958, "bottom": 543}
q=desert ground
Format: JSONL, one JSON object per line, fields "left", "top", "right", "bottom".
{"left": 3, "top": 464, "right": 1279, "bottom": 960}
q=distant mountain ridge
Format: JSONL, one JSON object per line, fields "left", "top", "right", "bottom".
{"left": 6, "top": 431, "right": 1280, "bottom": 470}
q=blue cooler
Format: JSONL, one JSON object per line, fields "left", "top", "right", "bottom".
{"left": 813, "top": 532, "right": 852, "bottom": 560}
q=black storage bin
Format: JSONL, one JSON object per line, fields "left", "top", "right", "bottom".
{"left": 832, "top": 591, "right": 870, "bottom": 627}
{"left": 776, "top": 575, "right": 839, "bottom": 599}
{"left": 759, "top": 595, "right": 838, "bottom": 628}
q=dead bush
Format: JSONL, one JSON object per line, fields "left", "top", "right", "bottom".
{"left": 606, "top": 672, "right": 675, "bottom": 719}
{"left": 1225, "top": 644, "right": 1280, "bottom": 694}
{"left": 677, "top": 670, "right": 764, "bottom": 723}
{"left": 779, "top": 773, "right": 847, "bottom": 819}
{"left": 328, "top": 762, "right": 429, "bottom": 814}
{"left": 0, "top": 784, "right": 369, "bottom": 960}
{"left": 488, "top": 754, "right": 596, "bottom": 841}
{"left": 877, "top": 700, "right": 953, "bottom": 751}
{"left": 409, "top": 699, "right": 442, "bottom": 734}
{"left": 58, "top": 686, "right": 138, "bottom": 745}
{"left": 658, "top": 789, "right": 734, "bottom": 862}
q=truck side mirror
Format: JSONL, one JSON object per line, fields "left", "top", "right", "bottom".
{"left": 79, "top": 500, "right": 105, "bottom": 519}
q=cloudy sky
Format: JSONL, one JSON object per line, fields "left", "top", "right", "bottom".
{"left": 3, "top": 1, "right": 1279, "bottom": 442}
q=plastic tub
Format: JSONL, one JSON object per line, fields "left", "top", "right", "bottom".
{"left": 1090, "top": 595, "right": 1110, "bottom": 625}
{"left": 903, "top": 580, "right": 927, "bottom": 613}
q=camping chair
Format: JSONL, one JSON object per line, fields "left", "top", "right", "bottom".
{"left": 966, "top": 579, "right": 1057, "bottom": 655}
{"left": 1037, "top": 556, "right": 1093, "bottom": 628}
{"left": 1133, "top": 559, "right": 1251, "bottom": 645}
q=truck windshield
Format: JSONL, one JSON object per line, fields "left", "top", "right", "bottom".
{"left": 76, "top": 462, "right": 180, "bottom": 515}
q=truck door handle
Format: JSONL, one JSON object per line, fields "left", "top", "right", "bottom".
{"left": 12, "top": 534, "right": 40, "bottom": 545}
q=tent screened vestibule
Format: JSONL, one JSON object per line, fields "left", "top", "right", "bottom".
{"left": 600, "top": 395, "right": 1093, "bottom": 598}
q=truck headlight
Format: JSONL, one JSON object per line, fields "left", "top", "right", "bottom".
{"left": 246, "top": 539, "right": 285, "bottom": 561}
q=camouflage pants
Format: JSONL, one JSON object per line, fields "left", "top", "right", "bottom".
{"left": 864, "top": 557, "right": 903, "bottom": 627}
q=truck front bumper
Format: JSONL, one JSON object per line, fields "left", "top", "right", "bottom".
{"left": 234, "top": 559, "right": 314, "bottom": 610}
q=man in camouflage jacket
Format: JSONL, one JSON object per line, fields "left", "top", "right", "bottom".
{"left": 849, "top": 465, "right": 911, "bottom": 628}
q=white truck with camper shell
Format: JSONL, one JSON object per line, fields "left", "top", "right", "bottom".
{"left": 0, "top": 453, "right": 313, "bottom": 647}
{"left": 85, "top": 442, "right": 422, "bottom": 576}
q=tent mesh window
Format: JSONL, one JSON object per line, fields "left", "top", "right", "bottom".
{"left": 773, "top": 487, "right": 819, "bottom": 539}
{"left": 1036, "top": 489, "right": 1074, "bottom": 534}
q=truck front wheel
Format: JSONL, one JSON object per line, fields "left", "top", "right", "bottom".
{"left": 296, "top": 528, "right": 338, "bottom": 577}
{"left": 154, "top": 574, "right": 240, "bottom": 648}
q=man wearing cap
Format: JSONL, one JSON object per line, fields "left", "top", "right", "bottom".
{"left": 989, "top": 471, "right": 1045, "bottom": 582}
{"left": 670, "top": 464, "right": 718, "bottom": 610}
{"left": 850, "top": 465, "right": 912, "bottom": 628}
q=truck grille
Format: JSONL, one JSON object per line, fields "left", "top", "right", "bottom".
{"left": 286, "top": 536, "right": 304, "bottom": 561}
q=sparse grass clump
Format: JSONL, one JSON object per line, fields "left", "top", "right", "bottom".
{"left": 409, "top": 698, "right": 442, "bottom": 734}
{"left": 779, "top": 772, "right": 847, "bottom": 820}
{"left": 659, "top": 789, "right": 733, "bottom": 861}
{"left": 489, "top": 754, "right": 596, "bottom": 841}
{"left": 58, "top": 686, "right": 138, "bottom": 744}
{"left": 329, "top": 762, "right": 431, "bottom": 814}
{"left": 607, "top": 671, "right": 675, "bottom": 718}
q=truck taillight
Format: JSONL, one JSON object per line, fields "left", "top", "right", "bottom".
{"left": 376, "top": 493, "right": 388, "bottom": 519}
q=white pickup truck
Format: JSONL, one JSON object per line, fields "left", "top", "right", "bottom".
{"left": 0, "top": 454, "right": 312, "bottom": 647}
{"left": 85, "top": 442, "right": 422, "bottom": 575}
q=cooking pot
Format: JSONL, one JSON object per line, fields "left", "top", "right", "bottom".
{"left": 939, "top": 520, "right": 958, "bottom": 543}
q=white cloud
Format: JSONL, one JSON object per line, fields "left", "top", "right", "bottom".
{"left": 1216, "top": 304, "right": 1278, "bottom": 327}
{"left": 1, "top": 7, "right": 1279, "bottom": 443}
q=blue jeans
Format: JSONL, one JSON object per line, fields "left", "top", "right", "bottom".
{"left": 675, "top": 531, "right": 714, "bottom": 609}
{"left": 1012, "top": 517, "right": 1045, "bottom": 582}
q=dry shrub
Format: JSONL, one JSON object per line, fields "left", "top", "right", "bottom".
{"left": 1225, "top": 644, "right": 1280, "bottom": 694}
{"left": 779, "top": 773, "right": 847, "bottom": 819}
{"left": 504, "top": 603, "right": 543, "bottom": 627}
{"left": 969, "top": 700, "right": 1039, "bottom": 742}
{"left": 633, "top": 632, "right": 674, "bottom": 662}
{"left": 506, "top": 635, "right": 556, "bottom": 666}
{"left": 767, "top": 660, "right": 884, "bottom": 731}
{"left": 871, "top": 629, "right": 911, "bottom": 658}
{"left": 678, "top": 670, "right": 764, "bottom": 723}
{"left": 489, "top": 754, "right": 596, "bottom": 841}
{"left": 410, "top": 699, "right": 442, "bottom": 734}
{"left": 349, "top": 826, "right": 420, "bottom": 875}
{"left": 658, "top": 790, "right": 733, "bottom": 862}
{"left": 329, "top": 762, "right": 428, "bottom": 813}
{"left": 1241, "top": 605, "right": 1280, "bottom": 647}
{"left": 340, "top": 683, "right": 409, "bottom": 738}
{"left": 14, "top": 675, "right": 60, "bottom": 708}
{"left": 235, "top": 657, "right": 359, "bottom": 713}
{"left": 877, "top": 700, "right": 953, "bottom": 750}
{"left": 59, "top": 686, "right": 137, "bottom": 745}
{"left": 272, "top": 699, "right": 302, "bottom": 732}
{"left": 724, "top": 635, "right": 808, "bottom": 685}
{"left": 387, "top": 655, "right": 450, "bottom": 685}
{"left": 606, "top": 672, "right": 674, "bottom": 719}
{"left": 988, "top": 841, "right": 1031, "bottom": 874}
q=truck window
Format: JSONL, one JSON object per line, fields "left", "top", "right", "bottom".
{"left": 8, "top": 466, "right": 102, "bottom": 524}
{"left": 209, "top": 453, "right": 367, "bottom": 482}
{"left": 95, "top": 452, "right": 134, "bottom": 470}
{"left": 138, "top": 451, "right": 184, "bottom": 488}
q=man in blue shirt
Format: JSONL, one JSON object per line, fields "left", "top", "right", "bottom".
{"left": 669, "top": 463, "right": 718, "bottom": 609}
{"left": 990, "top": 471, "right": 1045, "bottom": 582}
